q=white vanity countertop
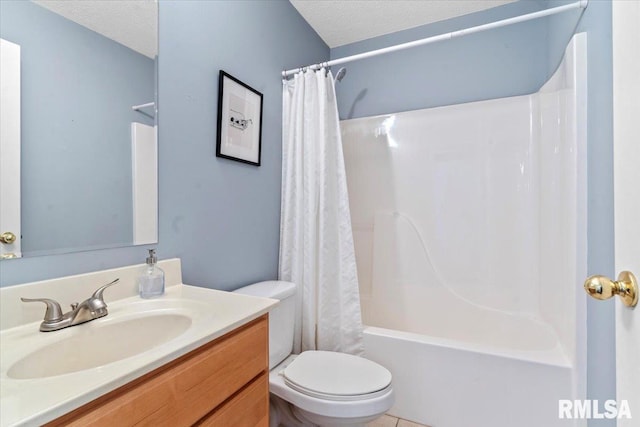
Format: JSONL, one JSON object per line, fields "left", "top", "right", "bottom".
{"left": 0, "top": 282, "right": 277, "bottom": 426}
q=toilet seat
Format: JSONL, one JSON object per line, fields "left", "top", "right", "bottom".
{"left": 282, "top": 351, "right": 392, "bottom": 402}
{"left": 269, "top": 354, "right": 395, "bottom": 423}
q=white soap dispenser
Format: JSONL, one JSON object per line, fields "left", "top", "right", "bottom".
{"left": 138, "top": 249, "right": 165, "bottom": 298}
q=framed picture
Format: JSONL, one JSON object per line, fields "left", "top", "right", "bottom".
{"left": 216, "top": 70, "right": 263, "bottom": 166}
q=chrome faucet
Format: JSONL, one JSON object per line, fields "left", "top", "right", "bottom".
{"left": 21, "top": 278, "right": 119, "bottom": 332}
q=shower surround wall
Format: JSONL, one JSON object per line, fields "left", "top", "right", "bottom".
{"left": 332, "top": 2, "right": 615, "bottom": 417}
{"left": 341, "top": 34, "right": 586, "bottom": 427}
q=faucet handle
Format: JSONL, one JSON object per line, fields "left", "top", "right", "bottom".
{"left": 91, "top": 278, "right": 120, "bottom": 303}
{"left": 20, "top": 298, "right": 63, "bottom": 322}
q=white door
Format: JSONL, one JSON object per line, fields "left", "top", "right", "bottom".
{"left": 612, "top": 1, "right": 639, "bottom": 424}
{"left": 0, "top": 38, "right": 21, "bottom": 259}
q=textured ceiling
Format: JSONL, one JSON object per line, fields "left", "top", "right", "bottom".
{"left": 33, "top": 0, "right": 157, "bottom": 58}
{"left": 31, "top": 1, "right": 515, "bottom": 57}
{"left": 289, "top": 0, "right": 517, "bottom": 48}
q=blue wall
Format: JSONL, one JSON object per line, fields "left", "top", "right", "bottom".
{"left": 0, "top": 0, "right": 328, "bottom": 288}
{"left": 0, "top": 1, "right": 155, "bottom": 255}
{"left": 331, "top": 1, "right": 547, "bottom": 120}
{"left": 555, "top": 2, "right": 616, "bottom": 425}
{"left": 156, "top": 0, "right": 327, "bottom": 290}
{"left": 331, "top": 1, "right": 615, "bottom": 426}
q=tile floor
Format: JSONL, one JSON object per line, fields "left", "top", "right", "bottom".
{"left": 366, "top": 414, "right": 431, "bottom": 427}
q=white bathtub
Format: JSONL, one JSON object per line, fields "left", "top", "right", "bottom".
{"left": 363, "top": 324, "right": 574, "bottom": 427}
{"left": 342, "top": 34, "right": 587, "bottom": 427}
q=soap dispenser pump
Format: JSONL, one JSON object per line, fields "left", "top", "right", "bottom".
{"left": 138, "top": 249, "right": 165, "bottom": 298}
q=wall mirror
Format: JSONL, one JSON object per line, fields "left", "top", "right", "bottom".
{"left": 0, "top": 0, "right": 158, "bottom": 259}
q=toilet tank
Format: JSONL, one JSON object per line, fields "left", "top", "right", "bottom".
{"left": 233, "top": 280, "right": 297, "bottom": 369}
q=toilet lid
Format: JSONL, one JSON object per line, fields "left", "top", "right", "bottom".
{"left": 282, "top": 351, "right": 392, "bottom": 401}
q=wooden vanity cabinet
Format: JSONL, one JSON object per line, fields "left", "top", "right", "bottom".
{"left": 46, "top": 315, "right": 269, "bottom": 427}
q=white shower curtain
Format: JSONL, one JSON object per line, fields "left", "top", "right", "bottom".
{"left": 280, "top": 69, "right": 364, "bottom": 355}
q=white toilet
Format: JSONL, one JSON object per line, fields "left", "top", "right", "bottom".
{"left": 234, "top": 281, "right": 394, "bottom": 427}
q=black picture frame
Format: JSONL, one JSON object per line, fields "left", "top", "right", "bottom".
{"left": 216, "top": 70, "right": 263, "bottom": 166}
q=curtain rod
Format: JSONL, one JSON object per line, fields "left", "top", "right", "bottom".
{"left": 132, "top": 102, "right": 155, "bottom": 111}
{"left": 282, "top": 0, "right": 588, "bottom": 78}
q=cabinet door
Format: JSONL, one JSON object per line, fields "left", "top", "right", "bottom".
{"left": 168, "top": 316, "right": 268, "bottom": 425}
{"left": 197, "top": 373, "right": 269, "bottom": 427}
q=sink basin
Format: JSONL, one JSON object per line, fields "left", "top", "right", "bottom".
{"left": 8, "top": 314, "right": 192, "bottom": 379}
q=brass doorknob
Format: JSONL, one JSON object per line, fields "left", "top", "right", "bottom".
{"left": 584, "top": 271, "right": 638, "bottom": 307}
{"left": 0, "top": 232, "right": 17, "bottom": 244}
